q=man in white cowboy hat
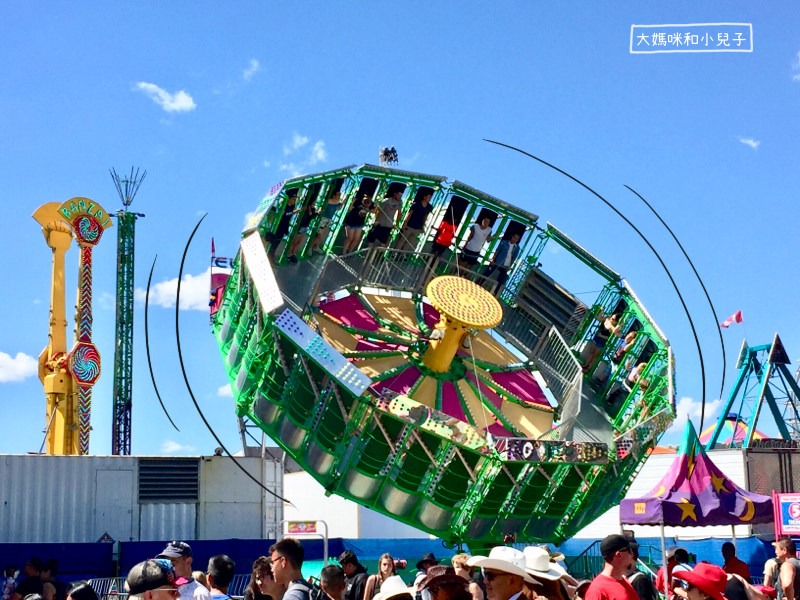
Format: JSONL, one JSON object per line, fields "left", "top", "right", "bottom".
{"left": 467, "top": 547, "right": 535, "bottom": 600}
{"left": 523, "top": 546, "right": 567, "bottom": 590}
{"left": 374, "top": 576, "right": 415, "bottom": 600}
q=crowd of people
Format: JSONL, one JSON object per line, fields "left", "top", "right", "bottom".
{"left": 263, "top": 188, "right": 524, "bottom": 295}
{"left": 5, "top": 534, "right": 792, "bottom": 600}
{"left": 2, "top": 558, "right": 96, "bottom": 600}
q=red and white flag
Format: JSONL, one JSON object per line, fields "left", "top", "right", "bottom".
{"left": 720, "top": 310, "right": 743, "bottom": 328}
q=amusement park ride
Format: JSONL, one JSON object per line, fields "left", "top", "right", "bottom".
{"left": 109, "top": 168, "right": 146, "bottom": 456}
{"left": 33, "top": 169, "right": 144, "bottom": 456}
{"left": 211, "top": 160, "right": 678, "bottom": 545}
{"left": 33, "top": 198, "right": 112, "bottom": 455}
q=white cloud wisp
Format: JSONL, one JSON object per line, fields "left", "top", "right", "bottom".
{"left": 135, "top": 82, "right": 196, "bottom": 113}
{"left": 667, "top": 395, "right": 723, "bottom": 435}
{"left": 218, "top": 384, "right": 233, "bottom": 397}
{"left": 161, "top": 440, "right": 197, "bottom": 454}
{"left": 243, "top": 59, "right": 261, "bottom": 81}
{"left": 279, "top": 134, "right": 328, "bottom": 177}
{"left": 0, "top": 351, "right": 38, "bottom": 383}
{"left": 738, "top": 137, "right": 760, "bottom": 150}
{"left": 134, "top": 267, "right": 212, "bottom": 311}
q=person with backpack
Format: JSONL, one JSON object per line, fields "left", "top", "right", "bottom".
{"left": 271, "top": 538, "right": 313, "bottom": 600}
{"left": 338, "top": 551, "right": 368, "bottom": 600}
{"left": 624, "top": 547, "right": 656, "bottom": 600}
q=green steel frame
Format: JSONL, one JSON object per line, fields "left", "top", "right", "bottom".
{"left": 110, "top": 167, "right": 145, "bottom": 456}
{"left": 214, "top": 165, "right": 676, "bottom": 544}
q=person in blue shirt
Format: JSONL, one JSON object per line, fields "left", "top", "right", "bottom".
{"left": 207, "top": 556, "right": 235, "bottom": 600}
{"left": 483, "top": 233, "right": 521, "bottom": 292}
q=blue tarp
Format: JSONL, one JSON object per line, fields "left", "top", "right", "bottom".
{"left": 0, "top": 542, "right": 114, "bottom": 582}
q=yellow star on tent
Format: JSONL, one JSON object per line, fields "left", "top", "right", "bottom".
{"left": 678, "top": 497, "right": 697, "bottom": 522}
{"left": 687, "top": 447, "right": 696, "bottom": 477}
{"left": 711, "top": 472, "right": 728, "bottom": 493}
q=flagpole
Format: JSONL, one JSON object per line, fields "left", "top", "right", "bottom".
{"left": 210, "top": 237, "right": 215, "bottom": 326}
{"left": 660, "top": 522, "right": 669, "bottom": 600}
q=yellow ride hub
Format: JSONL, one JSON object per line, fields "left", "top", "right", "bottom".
{"left": 422, "top": 276, "right": 503, "bottom": 373}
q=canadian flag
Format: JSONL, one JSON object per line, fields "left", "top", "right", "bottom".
{"left": 720, "top": 310, "right": 743, "bottom": 328}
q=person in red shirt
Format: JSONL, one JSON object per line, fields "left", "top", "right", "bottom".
{"left": 722, "top": 543, "right": 751, "bottom": 584}
{"left": 431, "top": 218, "right": 455, "bottom": 259}
{"left": 585, "top": 535, "right": 639, "bottom": 600}
{"left": 655, "top": 548, "right": 691, "bottom": 599}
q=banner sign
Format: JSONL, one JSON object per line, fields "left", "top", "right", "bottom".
{"left": 213, "top": 257, "right": 235, "bottom": 269}
{"left": 774, "top": 492, "right": 800, "bottom": 536}
{"left": 287, "top": 521, "right": 317, "bottom": 534}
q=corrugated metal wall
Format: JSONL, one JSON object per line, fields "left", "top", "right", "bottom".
{"left": 139, "top": 503, "right": 197, "bottom": 541}
{"left": 0, "top": 455, "right": 281, "bottom": 543}
{"left": 0, "top": 455, "right": 137, "bottom": 543}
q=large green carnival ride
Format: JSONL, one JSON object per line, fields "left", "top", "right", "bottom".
{"left": 213, "top": 164, "right": 676, "bottom": 545}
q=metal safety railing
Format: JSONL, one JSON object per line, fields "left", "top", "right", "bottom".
{"left": 89, "top": 576, "right": 249, "bottom": 599}
{"left": 89, "top": 578, "right": 126, "bottom": 600}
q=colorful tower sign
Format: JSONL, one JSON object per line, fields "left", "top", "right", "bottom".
{"left": 34, "top": 197, "right": 112, "bottom": 455}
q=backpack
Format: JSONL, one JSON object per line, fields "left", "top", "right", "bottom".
{"left": 287, "top": 580, "right": 319, "bottom": 600}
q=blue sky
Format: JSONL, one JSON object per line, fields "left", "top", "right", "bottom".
{"left": 1, "top": 1, "right": 799, "bottom": 456}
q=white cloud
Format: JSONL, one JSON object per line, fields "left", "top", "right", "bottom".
{"left": 97, "top": 291, "right": 115, "bottom": 310}
{"left": 135, "top": 82, "right": 196, "bottom": 113}
{"left": 400, "top": 152, "right": 421, "bottom": 167}
{"left": 738, "top": 137, "right": 760, "bottom": 150}
{"left": 161, "top": 440, "right": 196, "bottom": 454}
{"left": 667, "top": 395, "right": 723, "bottom": 435}
{"left": 33, "top": 299, "right": 41, "bottom": 305}
{"left": 283, "top": 132, "right": 309, "bottom": 155}
{"left": 134, "top": 267, "right": 212, "bottom": 311}
{"left": 243, "top": 59, "right": 261, "bottom": 81}
{"left": 279, "top": 134, "right": 328, "bottom": 177}
{"left": 308, "top": 141, "right": 328, "bottom": 165}
{"left": 218, "top": 384, "right": 233, "bottom": 397}
{"left": 263, "top": 160, "right": 270, "bottom": 168}
{"left": 794, "top": 74, "right": 800, "bottom": 81}
{"left": 243, "top": 210, "right": 257, "bottom": 226}
{"left": 0, "top": 351, "right": 38, "bottom": 383}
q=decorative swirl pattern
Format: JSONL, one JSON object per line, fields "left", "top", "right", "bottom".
{"left": 74, "top": 215, "right": 103, "bottom": 245}
{"left": 70, "top": 343, "right": 101, "bottom": 385}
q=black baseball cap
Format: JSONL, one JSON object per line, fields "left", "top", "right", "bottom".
{"left": 600, "top": 535, "right": 637, "bottom": 557}
{"left": 125, "top": 559, "right": 188, "bottom": 594}
{"left": 157, "top": 541, "right": 193, "bottom": 559}
{"left": 416, "top": 553, "right": 440, "bottom": 570}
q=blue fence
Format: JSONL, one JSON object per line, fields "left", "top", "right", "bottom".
{"left": 0, "top": 542, "right": 114, "bottom": 582}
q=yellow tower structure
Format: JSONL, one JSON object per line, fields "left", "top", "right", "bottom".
{"left": 33, "top": 198, "right": 112, "bottom": 455}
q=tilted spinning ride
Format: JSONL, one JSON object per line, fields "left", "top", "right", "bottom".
{"left": 214, "top": 163, "right": 676, "bottom": 544}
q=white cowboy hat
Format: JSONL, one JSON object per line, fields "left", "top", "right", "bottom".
{"left": 466, "top": 546, "right": 535, "bottom": 584}
{"left": 523, "top": 547, "right": 564, "bottom": 581}
{"left": 374, "top": 576, "right": 415, "bottom": 600}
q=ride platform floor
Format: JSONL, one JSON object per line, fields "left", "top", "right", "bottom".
{"left": 571, "top": 382, "right": 615, "bottom": 444}
{"left": 273, "top": 249, "right": 331, "bottom": 310}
